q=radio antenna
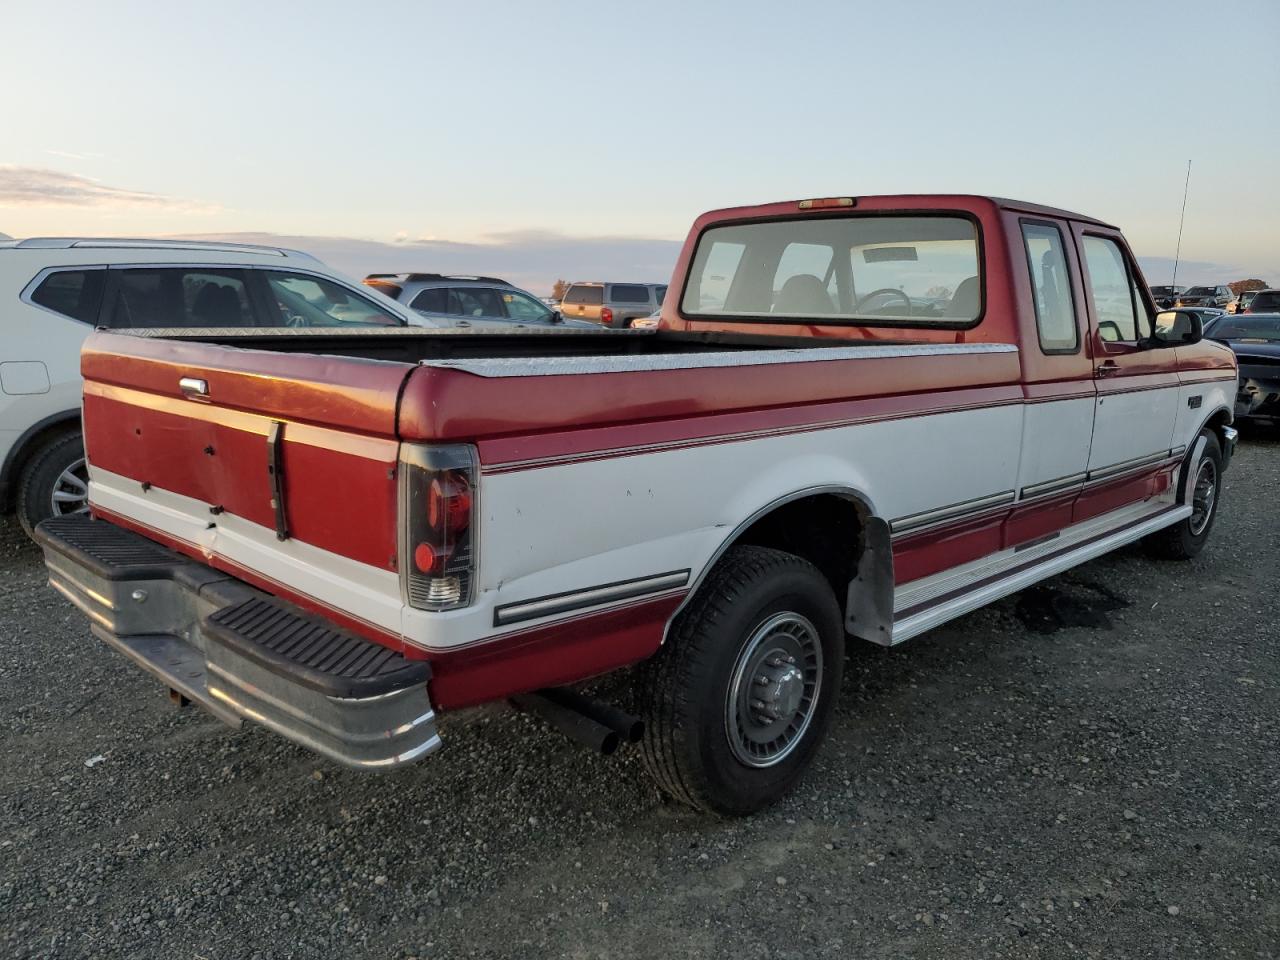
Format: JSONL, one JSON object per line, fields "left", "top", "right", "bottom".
{"left": 1170, "top": 160, "right": 1191, "bottom": 289}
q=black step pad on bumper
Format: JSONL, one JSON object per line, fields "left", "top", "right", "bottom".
{"left": 205, "top": 597, "right": 430, "bottom": 699}
{"left": 37, "top": 514, "right": 185, "bottom": 580}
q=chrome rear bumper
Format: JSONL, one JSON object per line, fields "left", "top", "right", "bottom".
{"left": 36, "top": 515, "right": 440, "bottom": 770}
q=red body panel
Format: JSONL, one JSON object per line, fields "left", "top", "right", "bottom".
{"left": 427, "top": 594, "right": 686, "bottom": 710}
{"left": 399, "top": 348, "right": 1023, "bottom": 447}
{"left": 82, "top": 331, "right": 408, "bottom": 570}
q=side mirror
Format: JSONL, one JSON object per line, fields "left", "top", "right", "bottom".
{"left": 1152, "top": 310, "right": 1202, "bottom": 346}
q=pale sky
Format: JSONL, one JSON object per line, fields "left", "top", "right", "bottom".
{"left": 2, "top": 0, "right": 1277, "bottom": 290}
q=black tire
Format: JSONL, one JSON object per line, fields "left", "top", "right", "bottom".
{"left": 16, "top": 432, "right": 88, "bottom": 539}
{"left": 637, "top": 545, "right": 844, "bottom": 816}
{"left": 1144, "top": 429, "right": 1223, "bottom": 561}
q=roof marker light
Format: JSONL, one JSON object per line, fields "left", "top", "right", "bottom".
{"left": 798, "top": 197, "right": 856, "bottom": 210}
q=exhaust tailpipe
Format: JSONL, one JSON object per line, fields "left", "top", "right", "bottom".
{"left": 511, "top": 693, "right": 620, "bottom": 755}
{"left": 540, "top": 687, "right": 644, "bottom": 743}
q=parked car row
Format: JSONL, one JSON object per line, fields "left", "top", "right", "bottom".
{"left": 1149, "top": 283, "right": 1277, "bottom": 315}
{"left": 0, "top": 235, "right": 669, "bottom": 536}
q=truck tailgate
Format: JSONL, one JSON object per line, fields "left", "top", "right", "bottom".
{"left": 80, "top": 332, "right": 413, "bottom": 648}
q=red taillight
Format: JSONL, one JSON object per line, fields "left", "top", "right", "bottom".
{"left": 413, "top": 541, "right": 439, "bottom": 574}
{"left": 400, "top": 445, "right": 477, "bottom": 610}
{"left": 428, "top": 474, "right": 472, "bottom": 533}
{"left": 600, "top": 306, "right": 613, "bottom": 325}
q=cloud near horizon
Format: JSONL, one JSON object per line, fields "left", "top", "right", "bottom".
{"left": 0, "top": 165, "right": 217, "bottom": 213}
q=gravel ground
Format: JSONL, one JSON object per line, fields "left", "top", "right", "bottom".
{"left": 2, "top": 434, "right": 1278, "bottom": 960}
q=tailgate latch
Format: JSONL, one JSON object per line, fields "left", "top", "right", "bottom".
{"left": 266, "top": 421, "right": 290, "bottom": 541}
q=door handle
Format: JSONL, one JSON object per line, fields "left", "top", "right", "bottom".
{"left": 1095, "top": 361, "right": 1120, "bottom": 378}
{"left": 179, "top": 377, "right": 209, "bottom": 398}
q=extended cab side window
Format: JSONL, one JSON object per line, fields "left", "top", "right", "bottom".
{"left": 1021, "top": 222, "right": 1078, "bottom": 353}
{"left": 1081, "top": 236, "right": 1140, "bottom": 343}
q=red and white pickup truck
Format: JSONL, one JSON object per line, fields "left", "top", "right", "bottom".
{"left": 37, "top": 195, "right": 1237, "bottom": 814}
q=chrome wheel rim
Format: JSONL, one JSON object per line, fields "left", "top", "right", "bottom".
{"left": 1189, "top": 457, "right": 1217, "bottom": 536}
{"left": 51, "top": 457, "right": 90, "bottom": 517}
{"left": 725, "top": 611, "right": 823, "bottom": 768}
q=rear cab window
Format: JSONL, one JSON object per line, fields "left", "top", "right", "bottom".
{"left": 609, "top": 284, "right": 652, "bottom": 304}
{"left": 563, "top": 285, "right": 603, "bottom": 305}
{"left": 27, "top": 269, "right": 106, "bottom": 323}
{"left": 681, "top": 215, "right": 982, "bottom": 325}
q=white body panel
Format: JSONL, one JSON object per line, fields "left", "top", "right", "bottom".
{"left": 1088, "top": 387, "right": 1180, "bottom": 471}
{"left": 1016, "top": 396, "right": 1094, "bottom": 492}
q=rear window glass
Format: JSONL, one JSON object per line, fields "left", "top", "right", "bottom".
{"left": 563, "top": 285, "right": 603, "bottom": 305}
{"left": 1249, "top": 291, "right": 1280, "bottom": 310}
{"left": 655, "top": 285, "right": 668, "bottom": 305}
{"left": 610, "top": 284, "right": 651, "bottom": 303}
{"left": 29, "top": 269, "right": 105, "bottom": 323}
{"left": 682, "top": 215, "right": 981, "bottom": 325}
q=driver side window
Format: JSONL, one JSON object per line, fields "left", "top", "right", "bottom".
{"left": 501, "top": 291, "right": 552, "bottom": 322}
{"left": 262, "top": 272, "right": 402, "bottom": 327}
{"left": 1081, "top": 236, "right": 1140, "bottom": 343}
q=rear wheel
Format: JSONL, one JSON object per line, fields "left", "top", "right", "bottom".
{"left": 17, "top": 432, "right": 88, "bottom": 538}
{"left": 637, "top": 545, "right": 844, "bottom": 815}
{"left": 1144, "top": 429, "right": 1222, "bottom": 560}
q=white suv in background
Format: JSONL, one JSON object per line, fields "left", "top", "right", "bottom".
{"left": 0, "top": 237, "right": 416, "bottom": 537}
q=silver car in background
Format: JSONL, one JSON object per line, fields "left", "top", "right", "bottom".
{"left": 363, "top": 273, "right": 592, "bottom": 329}
{"left": 560, "top": 281, "right": 667, "bottom": 328}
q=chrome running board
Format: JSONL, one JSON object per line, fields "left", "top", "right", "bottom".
{"left": 888, "top": 498, "right": 1189, "bottom": 645}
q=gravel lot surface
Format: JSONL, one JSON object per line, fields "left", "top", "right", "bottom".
{"left": 2, "top": 435, "right": 1277, "bottom": 960}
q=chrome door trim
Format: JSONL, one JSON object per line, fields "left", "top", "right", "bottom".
{"left": 890, "top": 489, "right": 1016, "bottom": 536}
{"left": 493, "top": 569, "right": 691, "bottom": 627}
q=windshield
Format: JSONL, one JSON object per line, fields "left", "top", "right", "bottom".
{"left": 682, "top": 215, "right": 981, "bottom": 325}
{"left": 1211, "top": 316, "right": 1280, "bottom": 340}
